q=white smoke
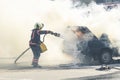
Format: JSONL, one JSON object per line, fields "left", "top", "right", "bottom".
{"left": 0, "top": 0, "right": 120, "bottom": 65}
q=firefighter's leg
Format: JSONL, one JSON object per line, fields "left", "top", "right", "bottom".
{"left": 31, "top": 46, "right": 41, "bottom": 67}
{"left": 31, "top": 46, "right": 36, "bottom": 65}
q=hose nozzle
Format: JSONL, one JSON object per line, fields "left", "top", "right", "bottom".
{"left": 53, "top": 33, "right": 60, "bottom": 37}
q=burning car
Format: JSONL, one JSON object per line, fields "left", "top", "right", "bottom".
{"left": 63, "top": 26, "right": 119, "bottom": 64}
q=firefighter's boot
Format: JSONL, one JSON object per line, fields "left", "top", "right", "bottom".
{"left": 32, "top": 58, "right": 39, "bottom": 67}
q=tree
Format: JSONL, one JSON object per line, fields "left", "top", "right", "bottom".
{"left": 95, "top": 0, "right": 104, "bottom": 3}
{"left": 72, "top": 0, "right": 94, "bottom": 6}
{"left": 80, "top": 0, "right": 93, "bottom": 5}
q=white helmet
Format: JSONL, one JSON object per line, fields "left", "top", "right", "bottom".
{"left": 34, "top": 23, "right": 44, "bottom": 29}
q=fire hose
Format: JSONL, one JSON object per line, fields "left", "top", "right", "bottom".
{"left": 14, "top": 47, "right": 30, "bottom": 64}
{"left": 14, "top": 33, "right": 60, "bottom": 64}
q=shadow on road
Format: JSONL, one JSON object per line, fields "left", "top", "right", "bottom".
{"left": 0, "top": 58, "right": 120, "bottom": 71}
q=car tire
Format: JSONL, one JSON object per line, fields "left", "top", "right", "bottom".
{"left": 99, "top": 50, "right": 112, "bottom": 64}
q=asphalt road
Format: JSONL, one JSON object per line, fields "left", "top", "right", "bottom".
{"left": 65, "top": 71, "right": 120, "bottom": 80}
{"left": 0, "top": 58, "right": 120, "bottom": 80}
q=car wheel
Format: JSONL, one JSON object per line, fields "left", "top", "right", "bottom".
{"left": 99, "top": 50, "right": 112, "bottom": 64}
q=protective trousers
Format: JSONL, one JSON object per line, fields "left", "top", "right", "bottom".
{"left": 30, "top": 46, "right": 41, "bottom": 67}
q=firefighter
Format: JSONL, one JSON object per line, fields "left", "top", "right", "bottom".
{"left": 29, "top": 23, "right": 60, "bottom": 67}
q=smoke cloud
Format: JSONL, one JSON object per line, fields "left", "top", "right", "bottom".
{"left": 0, "top": 0, "right": 120, "bottom": 65}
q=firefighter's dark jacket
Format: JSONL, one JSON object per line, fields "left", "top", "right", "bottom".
{"left": 29, "top": 29, "right": 52, "bottom": 46}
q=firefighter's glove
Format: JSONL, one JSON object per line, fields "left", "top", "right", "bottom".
{"left": 53, "top": 33, "right": 60, "bottom": 37}
{"left": 50, "top": 31, "right": 54, "bottom": 35}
